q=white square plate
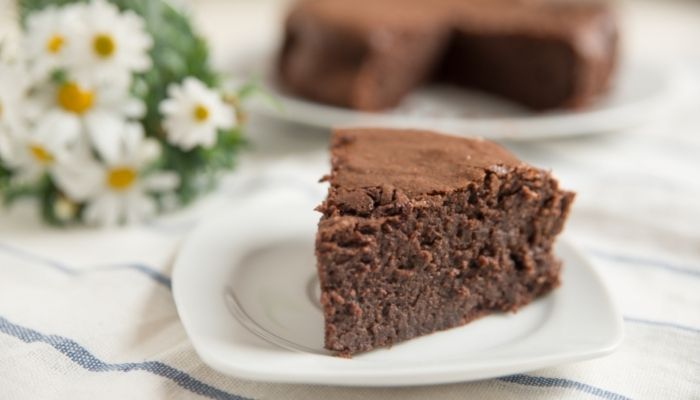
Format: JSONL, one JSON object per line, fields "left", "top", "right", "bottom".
{"left": 172, "top": 189, "right": 623, "bottom": 386}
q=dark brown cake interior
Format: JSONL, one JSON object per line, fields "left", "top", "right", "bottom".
{"left": 316, "top": 129, "right": 575, "bottom": 356}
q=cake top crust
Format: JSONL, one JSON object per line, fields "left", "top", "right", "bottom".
{"left": 289, "top": 0, "right": 613, "bottom": 38}
{"left": 329, "top": 128, "right": 524, "bottom": 197}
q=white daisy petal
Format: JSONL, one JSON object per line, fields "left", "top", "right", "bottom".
{"left": 121, "top": 122, "right": 145, "bottom": 157}
{"left": 183, "top": 77, "right": 199, "bottom": 93}
{"left": 159, "top": 98, "right": 179, "bottom": 115}
{"left": 85, "top": 111, "right": 127, "bottom": 164}
{"left": 0, "top": 135, "right": 24, "bottom": 168}
{"left": 142, "top": 172, "right": 180, "bottom": 192}
{"left": 123, "top": 98, "right": 146, "bottom": 118}
{"left": 138, "top": 138, "right": 161, "bottom": 165}
{"left": 85, "top": 192, "right": 120, "bottom": 227}
{"left": 0, "top": 61, "right": 30, "bottom": 137}
{"left": 166, "top": 84, "right": 182, "bottom": 100}
{"left": 51, "top": 158, "right": 103, "bottom": 201}
{"left": 34, "top": 111, "right": 82, "bottom": 148}
{"left": 200, "top": 130, "right": 217, "bottom": 148}
{"left": 0, "top": 132, "right": 11, "bottom": 162}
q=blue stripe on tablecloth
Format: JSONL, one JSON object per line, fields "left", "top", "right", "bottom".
{"left": 625, "top": 316, "right": 700, "bottom": 335}
{"left": 0, "top": 242, "right": 76, "bottom": 274}
{"left": 498, "top": 374, "right": 631, "bottom": 400}
{"left": 0, "top": 242, "right": 172, "bottom": 289}
{"left": 587, "top": 247, "right": 700, "bottom": 278}
{"left": 0, "top": 315, "right": 248, "bottom": 400}
{"left": 99, "top": 263, "right": 172, "bottom": 289}
{"left": 0, "top": 312, "right": 632, "bottom": 400}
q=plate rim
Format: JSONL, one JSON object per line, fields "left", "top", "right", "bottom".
{"left": 173, "top": 193, "right": 624, "bottom": 386}
{"left": 243, "top": 60, "right": 678, "bottom": 141}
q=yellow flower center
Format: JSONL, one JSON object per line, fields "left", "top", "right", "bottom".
{"left": 28, "top": 144, "right": 54, "bottom": 165}
{"left": 93, "top": 34, "right": 116, "bottom": 58}
{"left": 106, "top": 167, "right": 137, "bottom": 191}
{"left": 193, "top": 104, "right": 210, "bottom": 122}
{"left": 57, "top": 82, "right": 94, "bottom": 115}
{"left": 46, "top": 34, "right": 65, "bottom": 54}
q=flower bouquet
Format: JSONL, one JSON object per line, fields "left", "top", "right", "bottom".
{"left": 0, "top": 0, "right": 253, "bottom": 226}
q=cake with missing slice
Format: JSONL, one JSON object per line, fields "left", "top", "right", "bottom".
{"left": 315, "top": 128, "right": 575, "bottom": 356}
{"left": 279, "top": 0, "right": 618, "bottom": 111}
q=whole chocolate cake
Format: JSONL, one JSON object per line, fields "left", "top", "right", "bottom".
{"left": 315, "top": 128, "right": 575, "bottom": 356}
{"left": 278, "top": 0, "right": 618, "bottom": 111}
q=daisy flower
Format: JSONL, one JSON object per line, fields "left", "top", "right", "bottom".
{"left": 33, "top": 78, "right": 145, "bottom": 159}
{"left": 67, "top": 0, "right": 152, "bottom": 86}
{"left": 24, "top": 4, "right": 82, "bottom": 80}
{"left": 0, "top": 113, "right": 79, "bottom": 183}
{"left": 159, "top": 77, "right": 235, "bottom": 151}
{"left": 54, "top": 123, "right": 179, "bottom": 226}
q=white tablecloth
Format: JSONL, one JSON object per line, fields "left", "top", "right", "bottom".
{"left": 1, "top": 0, "right": 699, "bottom": 399}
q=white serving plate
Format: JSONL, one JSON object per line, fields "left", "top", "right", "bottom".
{"left": 173, "top": 188, "right": 623, "bottom": 386}
{"left": 245, "top": 60, "right": 677, "bottom": 141}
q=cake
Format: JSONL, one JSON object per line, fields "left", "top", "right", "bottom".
{"left": 278, "top": 0, "right": 618, "bottom": 111}
{"left": 315, "top": 128, "right": 575, "bottom": 356}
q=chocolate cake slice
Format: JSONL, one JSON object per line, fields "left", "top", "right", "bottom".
{"left": 279, "top": 0, "right": 618, "bottom": 111}
{"left": 315, "top": 128, "right": 575, "bottom": 356}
